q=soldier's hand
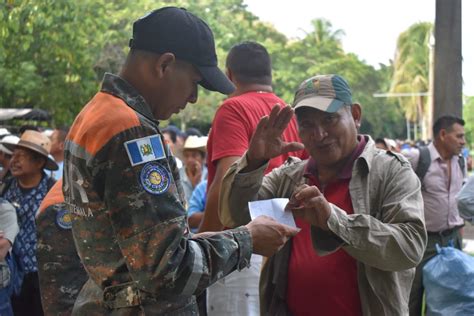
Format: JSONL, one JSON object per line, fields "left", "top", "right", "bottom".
{"left": 245, "top": 105, "right": 304, "bottom": 171}
{"left": 246, "top": 215, "right": 300, "bottom": 257}
{"left": 287, "top": 184, "right": 332, "bottom": 230}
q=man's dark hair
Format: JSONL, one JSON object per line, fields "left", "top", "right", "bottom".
{"left": 433, "top": 115, "right": 465, "bottom": 137}
{"left": 162, "top": 125, "right": 181, "bottom": 144}
{"left": 226, "top": 41, "right": 272, "bottom": 85}
{"left": 55, "top": 126, "right": 70, "bottom": 142}
{"left": 19, "top": 125, "right": 39, "bottom": 136}
{"left": 185, "top": 127, "right": 203, "bottom": 137}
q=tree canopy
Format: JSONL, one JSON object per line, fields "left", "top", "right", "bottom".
{"left": 1, "top": 0, "right": 416, "bottom": 140}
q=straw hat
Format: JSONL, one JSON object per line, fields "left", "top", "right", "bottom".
{"left": 3, "top": 130, "right": 58, "bottom": 170}
{"left": 183, "top": 136, "right": 208, "bottom": 153}
{"left": 0, "top": 135, "right": 20, "bottom": 155}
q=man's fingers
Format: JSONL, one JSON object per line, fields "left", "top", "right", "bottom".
{"left": 273, "top": 105, "right": 293, "bottom": 130}
{"left": 267, "top": 104, "right": 281, "bottom": 127}
{"left": 294, "top": 184, "right": 310, "bottom": 193}
{"left": 295, "top": 185, "right": 322, "bottom": 200}
{"left": 280, "top": 224, "right": 301, "bottom": 237}
{"left": 281, "top": 142, "right": 305, "bottom": 154}
{"left": 286, "top": 184, "right": 309, "bottom": 210}
{"left": 254, "top": 115, "right": 270, "bottom": 135}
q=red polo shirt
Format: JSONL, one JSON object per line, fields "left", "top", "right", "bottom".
{"left": 286, "top": 136, "right": 366, "bottom": 316}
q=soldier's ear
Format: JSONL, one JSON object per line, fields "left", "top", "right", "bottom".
{"left": 155, "top": 53, "right": 176, "bottom": 78}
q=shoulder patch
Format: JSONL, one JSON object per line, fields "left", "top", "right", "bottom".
{"left": 56, "top": 209, "right": 73, "bottom": 230}
{"left": 140, "top": 162, "right": 171, "bottom": 195}
{"left": 124, "top": 135, "right": 166, "bottom": 166}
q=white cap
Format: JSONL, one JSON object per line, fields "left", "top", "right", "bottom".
{"left": 0, "top": 135, "right": 20, "bottom": 155}
{"left": 384, "top": 138, "right": 397, "bottom": 150}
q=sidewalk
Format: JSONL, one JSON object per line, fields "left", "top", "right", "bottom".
{"left": 464, "top": 239, "right": 474, "bottom": 255}
{"left": 463, "top": 221, "right": 474, "bottom": 255}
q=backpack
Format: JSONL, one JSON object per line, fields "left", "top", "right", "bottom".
{"left": 415, "top": 146, "right": 466, "bottom": 182}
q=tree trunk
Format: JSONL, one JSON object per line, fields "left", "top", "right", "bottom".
{"left": 433, "top": 0, "right": 462, "bottom": 120}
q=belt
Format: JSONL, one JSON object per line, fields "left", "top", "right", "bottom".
{"left": 427, "top": 225, "right": 463, "bottom": 237}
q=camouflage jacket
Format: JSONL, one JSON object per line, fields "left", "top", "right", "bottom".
{"left": 63, "top": 73, "right": 252, "bottom": 315}
{"left": 36, "top": 179, "right": 88, "bottom": 316}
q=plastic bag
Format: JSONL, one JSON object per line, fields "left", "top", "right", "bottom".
{"left": 457, "top": 175, "right": 474, "bottom": 223}
{"left": 423, "top": 244, "right": 474, "bottom": 316}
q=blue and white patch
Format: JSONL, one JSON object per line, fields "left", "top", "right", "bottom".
{"left": 56, "top": 209, "right": 73, "bottom": 230}
{"left": 124, "top": 135, "right": 166, "bottom": 166}
{"left": 140, "top": 163, "right": 170, "bottom": 195}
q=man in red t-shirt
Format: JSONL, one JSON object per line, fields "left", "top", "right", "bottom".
{"left": 199, "top": 41, "right": 307, "bottom": 315}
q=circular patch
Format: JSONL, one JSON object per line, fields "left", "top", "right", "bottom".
{"left": 56, "top": 209, "right": 72, "bottom": 230}
{"left": 140, "top": 163, "right": 170, "bottom": 195}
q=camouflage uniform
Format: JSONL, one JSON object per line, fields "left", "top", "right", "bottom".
{"left": 63, "top": 73, "right": 252, "bottom": 315}
{"left": 36, "top": 179, "right": 88, "bottom": 316}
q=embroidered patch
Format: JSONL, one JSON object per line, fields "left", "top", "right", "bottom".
{"left": 56, "top": 209, "right": 73, "bottom": 230}
{"left": 124, "top": 135, "right": 166, "bottom": 166}
{"left": 140, "top": 163, "right": 170, "bottom": 195}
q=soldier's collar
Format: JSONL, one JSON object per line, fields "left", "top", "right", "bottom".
{"left": 100, "top": 73, "right": 155, "bottom": 121}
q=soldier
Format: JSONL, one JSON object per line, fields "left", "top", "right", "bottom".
{"left": 63, "top": 7, "right": 298, "bottom": 314}
{"left": 36, "top": 179, "right": 88, "bottom": 315}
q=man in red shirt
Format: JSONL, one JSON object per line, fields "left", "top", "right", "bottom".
{"left": 199, "top": 41, "right": 307, "bottom": 315}
{"left": 219, "top": 74, "right": 427, "bottom": 315}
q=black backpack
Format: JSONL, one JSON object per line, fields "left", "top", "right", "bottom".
{"left": 415, "top": 146, "right": 466, "bottom": 182}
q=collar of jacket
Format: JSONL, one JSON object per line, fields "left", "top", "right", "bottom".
{"left": 100, "top": 73, "right": 158, "bottom": 124}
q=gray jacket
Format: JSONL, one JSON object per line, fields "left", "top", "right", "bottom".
{"left": 0, "top": 198, "right": 18, "bottom": 244}
{"left": 220, "top": 137, "right": 427, "bottom": 316}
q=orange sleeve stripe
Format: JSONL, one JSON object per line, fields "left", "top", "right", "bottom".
{"left": 38, "top": 179, "right": 64, "bottom": 215}
{"left": 68, "top": 92, "right": 141, "bottom": 156}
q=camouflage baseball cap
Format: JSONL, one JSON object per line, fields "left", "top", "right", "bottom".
{"left": 293, "top": 74, "right": 352, "bottom": 112}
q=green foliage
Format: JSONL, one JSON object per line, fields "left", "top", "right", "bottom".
{"left": 390, "top": 22, "right": 432, "bottom": 121}
{"left": 0, "top": 0, "right": 407, "bottom": 139}
{"left": 0, "top": 0, "right": 112, "bottom": 124}
{"left": 464, "top": 96, "right": 474, "bottom": 148}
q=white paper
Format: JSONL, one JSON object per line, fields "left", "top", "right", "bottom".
{"left": 248, "top": 198, "right": 296, "bottom": 228}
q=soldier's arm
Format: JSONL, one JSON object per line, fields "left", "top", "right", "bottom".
{"left": 102, "top": 126, "right": 252, "bottom": 296}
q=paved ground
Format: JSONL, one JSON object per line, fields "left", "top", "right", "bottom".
{"left": 463, "top": 221, "right": 474, "bottom": 254}
{"left": 464, "top": 221, "right": 474, "bottom": 239}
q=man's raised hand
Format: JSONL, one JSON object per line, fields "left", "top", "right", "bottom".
{"left": 245, "top": 104, "right": 304, "bottom": 170}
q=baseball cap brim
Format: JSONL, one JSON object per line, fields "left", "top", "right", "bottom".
{"left": 197, "top": 65, "right": 235, "bottom": 95}
{"left": 294, "top": 96, "right": 345, "bottom": 113}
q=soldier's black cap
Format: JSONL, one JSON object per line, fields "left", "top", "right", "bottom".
{"left": 129, "top": 7, "right": 235, "bottom": 95}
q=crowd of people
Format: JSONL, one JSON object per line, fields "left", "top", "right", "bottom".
{"left": 0, "top": 6, "right": 472, "bottom": 316}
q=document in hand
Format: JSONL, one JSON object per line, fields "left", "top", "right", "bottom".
{"left": 248, "top": 198, "right": 297, "bottom": 228}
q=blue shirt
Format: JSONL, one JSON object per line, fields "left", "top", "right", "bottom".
{"left": 187, "top": 180, "right": 207, "bottom": 232}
